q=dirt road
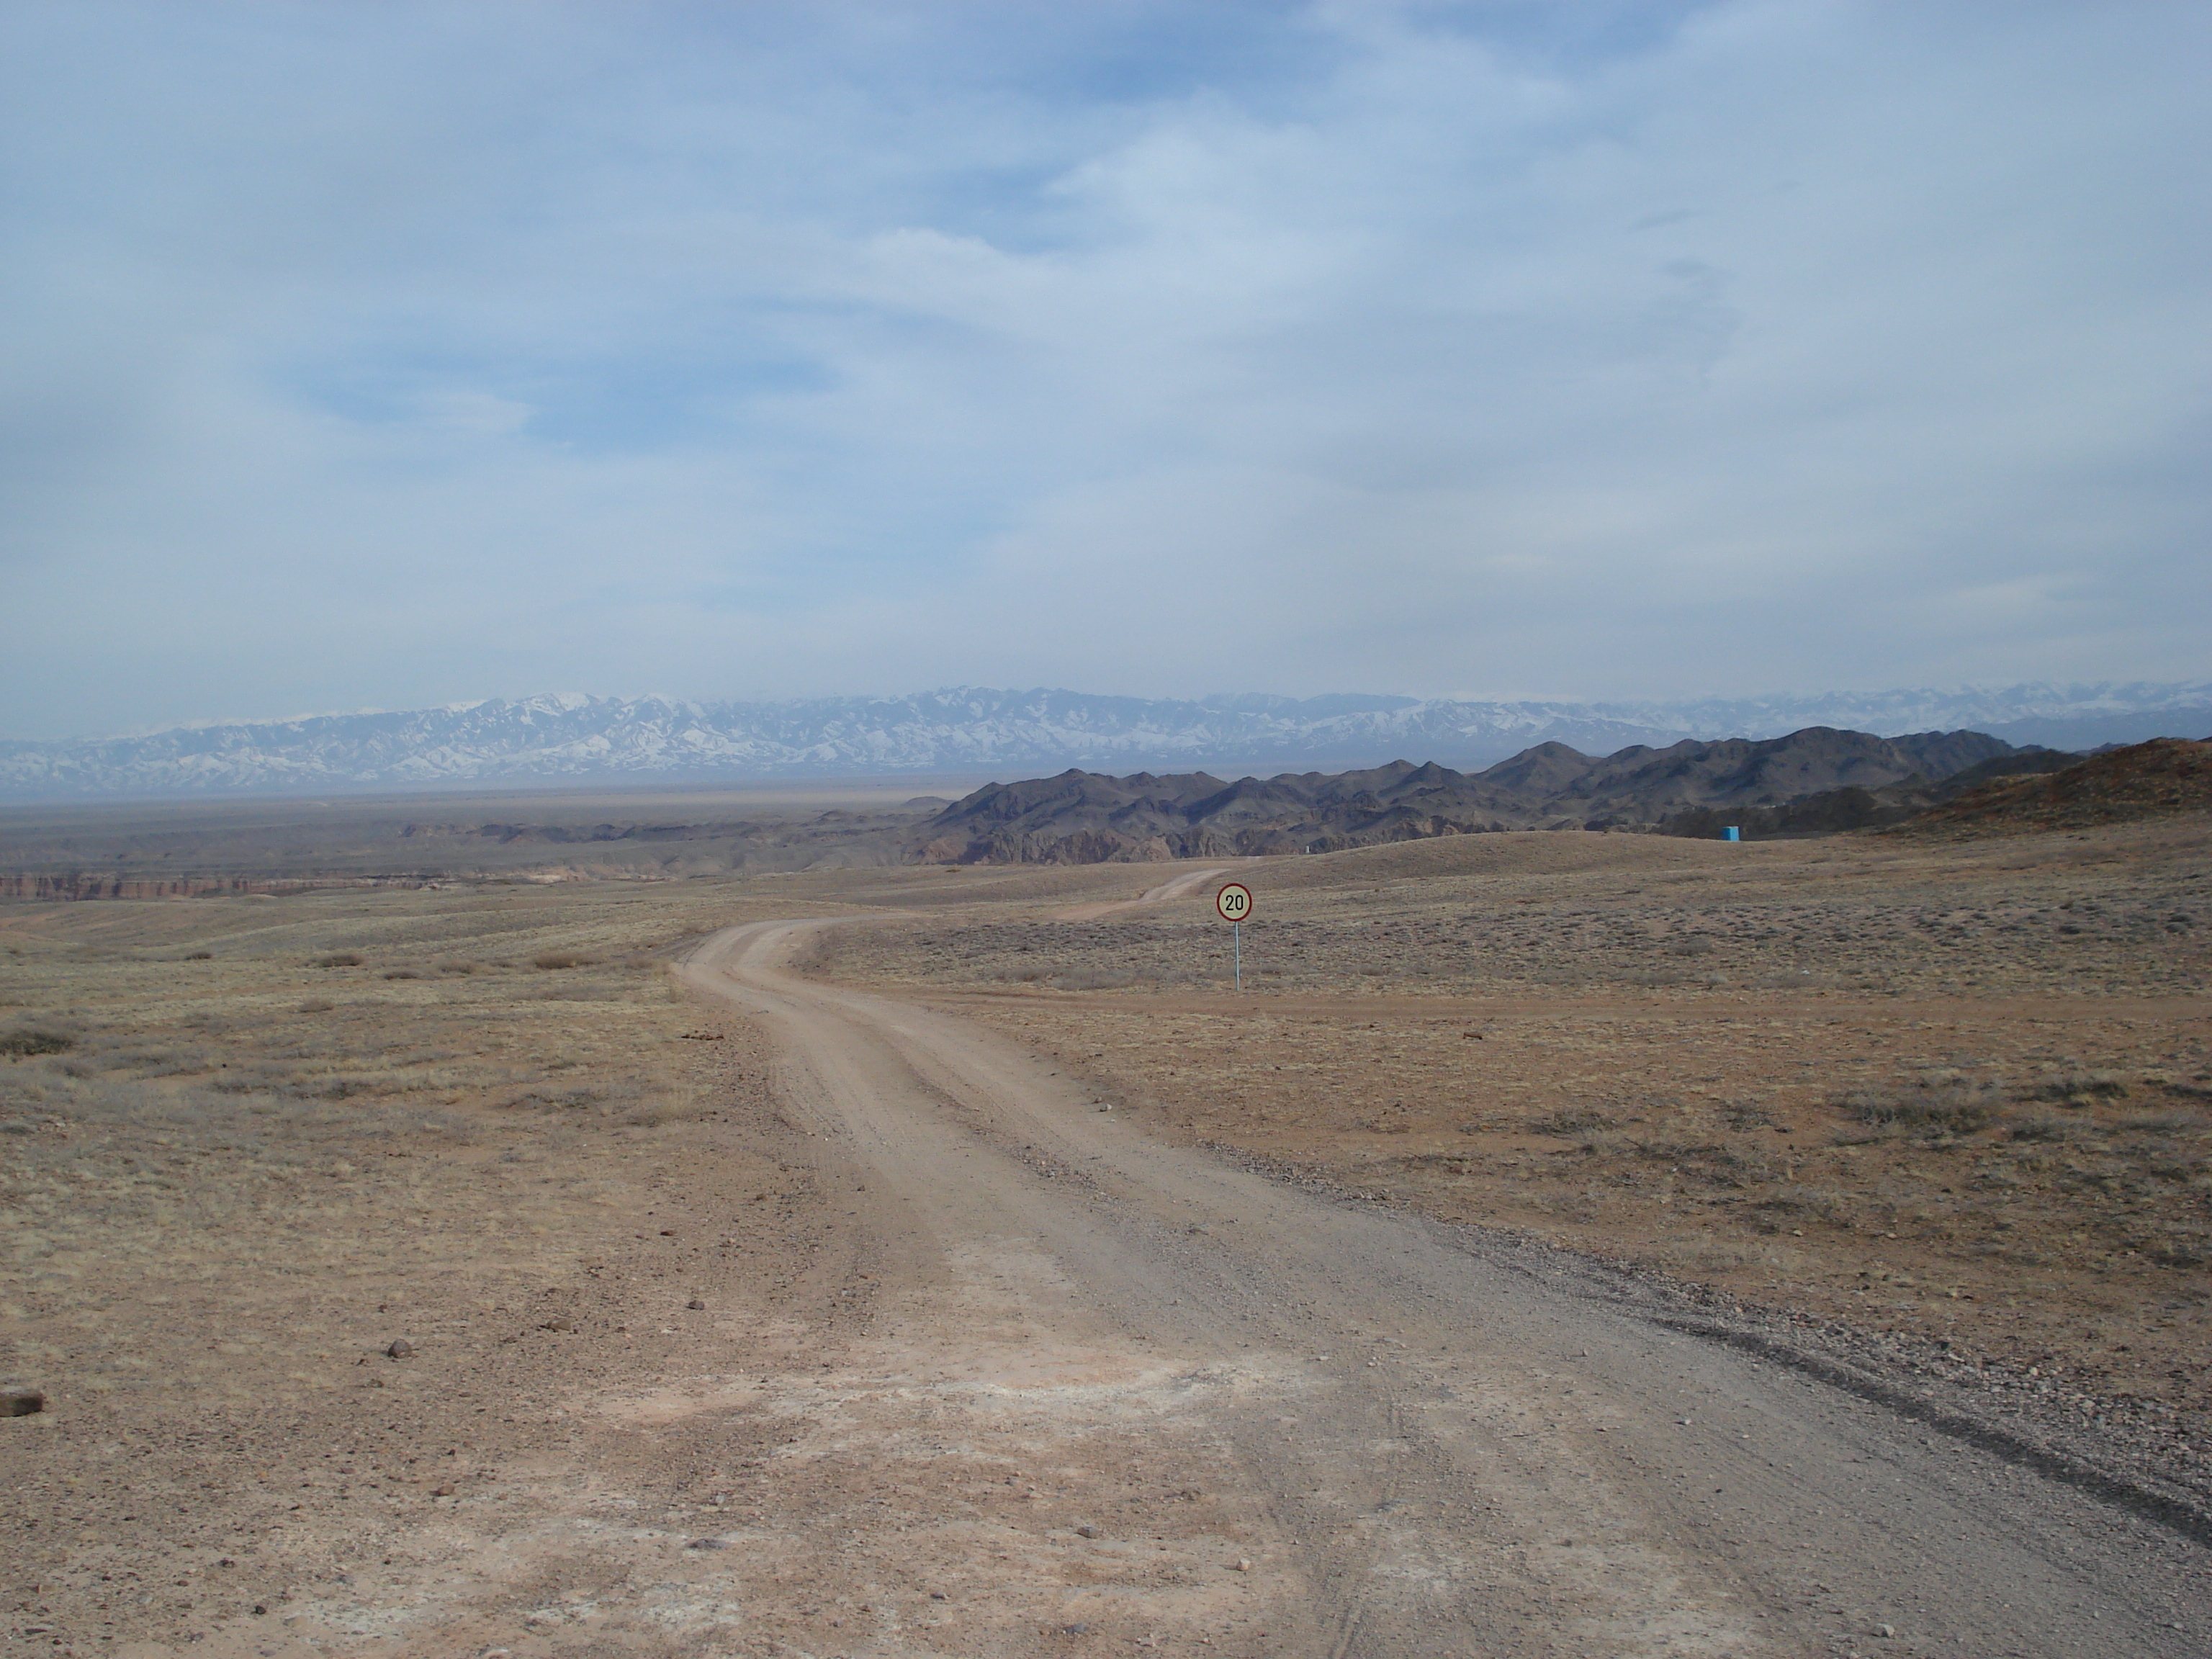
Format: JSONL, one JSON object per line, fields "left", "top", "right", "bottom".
{"left": 1051, "top": 866, "right": 1232, "bottom": 922}
{"left": 676, "top": 920, "right": 2211, "bottom": 1657}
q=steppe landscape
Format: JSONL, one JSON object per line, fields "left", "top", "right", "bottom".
{"left": 12, "top": 3, "right": 2208, "bottom": 1653}
{"left": 3, "top": 774, "right": 2208, "bottom": 1657}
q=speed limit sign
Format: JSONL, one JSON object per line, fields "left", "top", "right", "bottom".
{"left": 1215, "top": 882, "right": 1252, "bottom": 922}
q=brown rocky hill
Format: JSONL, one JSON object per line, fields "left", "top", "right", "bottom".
{"left": 911, "top": 727, "right": 2023, "bottom": 864}
{"left": 1657, "top": 745, "right": 2085, "bottom": 840}
{"left": 1889, "top": 736, "right": 2212, "bottom": 839}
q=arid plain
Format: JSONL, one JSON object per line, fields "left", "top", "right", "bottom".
{"left": 2, "top": 799, "right": 2208, "bottom": 1655}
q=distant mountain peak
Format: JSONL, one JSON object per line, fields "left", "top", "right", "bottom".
{"left": 3, "top": 681, "right": 2207, "bottom": 802}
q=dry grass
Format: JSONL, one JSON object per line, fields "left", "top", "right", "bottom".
{"left": 0, "top": 872, "right": 862, "bottom": 1647}
{"left": 0, "top": 875, "right": 847, "bottom": 1348}
{"left": 806, "top": 821, "right": 2212, "bottom": 1414}
{"left": 4, "top": 811, "right": 2208, "bottom": 1614}
{"left": 814, "top": 819, "right": 2210, "bottom": 1003}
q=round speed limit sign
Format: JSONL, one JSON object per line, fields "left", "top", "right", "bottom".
{"left": 1215, "top": 882, "right": 1253, "bottom": 922}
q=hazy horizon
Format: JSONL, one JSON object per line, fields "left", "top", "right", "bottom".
{"left": 5, "top": 675, "right": 2208, "bottom": 752}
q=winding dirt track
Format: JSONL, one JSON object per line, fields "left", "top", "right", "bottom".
{"left": 1051, "top": 866, "right": 1233, "bottom": 922}
{"left": 678, "top": 920, "right": 2207, "bottom": 1657}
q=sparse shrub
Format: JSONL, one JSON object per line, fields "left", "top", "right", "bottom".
{"left": 184, "top": 950, "right": 213, "bottom": 961}
{"left": 1527, "top": 1107, "right": 1616, "bottom": 1136}
{"left": 313, "top": 953, "right": 364, "bottom": 968}
{"left": 1054, "top": 967, "right": 1135, "bottom": 991}
{"left": 1837, "top": 1073, "right": 1999, "bottom": 1133}
{"left": 114, "top": 1046, "right": 203, "bottom": 1076}
{"left": 505, "top": 1087, "right": 606, "bottom": 1112}
{"left": 2148, "top": 1240, "right": 2211, "bottom": 1267}
{"left": 535, "top": 981, "right": 624, "bottom": 1001}
{"left": 2116, "top": 1110, "right": 2203, "bottom": 1133}
{"left": 2033, "top": 1071, "right": 2128, "bottom": 1105}
{"left": 434, "top": 959, "right": 485, "bottom": 976}
{"left": 0, "top": 1028, "right": 76, "bottom": 1058}
{"left": 1750, "top": 1187, "right": 1838, "bottom": 1221}
{"left": 297, "top": 998, "right": 335, "bottom": 1013}
{"left": 532, "top": 952, "right": 593, "bottom": 971}
{"left": 2008, "top": 1112, "right": 2092, "bottom": 1143}
{"left": 382, "top": 969, "right": 422, "bottom": 981}
{"left": 1753, "top": 968, "right": 1833, "bottom": 990}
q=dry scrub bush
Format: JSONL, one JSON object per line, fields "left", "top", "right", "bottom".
{"left": 1054, "top": 966, "right": 1137, "bottom": 991}
{"left": 531, "top": 952, "right": 595, "bottom": 971}
{"left": 1837, "top": 1071, "right": 2001, "bottom": 1134}
{"left": 1526, "top": 1107, "right": 1617, "bottom": 1137}
{"left": 531, "top": 979, "right": 629, "bottom": 1000}
{"left": 1, "top": 1073, "right": 487, "bottom": 1259}
{"left": 312, "top": 952, "right": 364, "bottom": 968}
{"left": 501, "top": 1074, "right": 693, "bottom": 1127}
{"left": 0, "top": 1027, "right": 76, "bottom": 1057}
{"left": 1748, "top": 1185, "right": 1848, "bottom": 1226}
{"left": 106, "top": 1044, "right": 210, "bottom": 1077}
{"left": 2116, "top": 1109, "right": 2206, "bottom": 1133}
{"left": 505, "top": 1084, "right": 610, "bottom": 1112}
{"left": 2033, "top": 1070, "right": 2130, "bottom": 1105}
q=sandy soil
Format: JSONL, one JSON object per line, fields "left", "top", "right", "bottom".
{"left": 1, "top": 822, "right": 2208, "bottom": 1655}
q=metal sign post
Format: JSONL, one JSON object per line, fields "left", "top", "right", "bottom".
{"left": 1215, "top": 881, "right": 1253, "bottom": 992}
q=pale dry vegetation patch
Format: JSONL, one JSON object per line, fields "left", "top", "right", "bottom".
{"left": 809, "top": 826, "right": 2211, "bottom": 1416}
{"left": 0, "top": 873, "right": 841, "bottom": 1649}
{"left": 0, "top": 877, "right": 845, "bottom": 1388}
{"left": 817, "top": 822, "right": 2211, "bottom": 1003}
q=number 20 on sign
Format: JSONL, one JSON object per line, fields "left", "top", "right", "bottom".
{"left": 1215, "top": 882, "right": 1253, "bottom": 989}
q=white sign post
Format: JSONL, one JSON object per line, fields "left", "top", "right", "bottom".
{"left": 1215, "top": 881, "right": 1253, "bottom": 992}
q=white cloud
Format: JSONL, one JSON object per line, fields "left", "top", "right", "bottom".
{"left": 1, "top": 1, "right": 2206, "bottom": 737}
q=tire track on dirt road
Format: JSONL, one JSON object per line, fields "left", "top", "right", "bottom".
{"left": 1052, "top": 866, "right": 1234, "bottom": 922}
{"left": 676, "top": 919, "right": 2210, "bottom": 1658}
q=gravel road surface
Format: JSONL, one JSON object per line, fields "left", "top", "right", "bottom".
{"left": 678, "top": 919, "right": 2211, "bottom": 1658}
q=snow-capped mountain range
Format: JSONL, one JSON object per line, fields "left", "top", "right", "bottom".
{"left": 2, "top": 683, "right": 2207, "bottom": 801}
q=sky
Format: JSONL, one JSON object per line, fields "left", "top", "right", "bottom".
{"left": 2, "top": 1, "right": 2207, "bottom": 742}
